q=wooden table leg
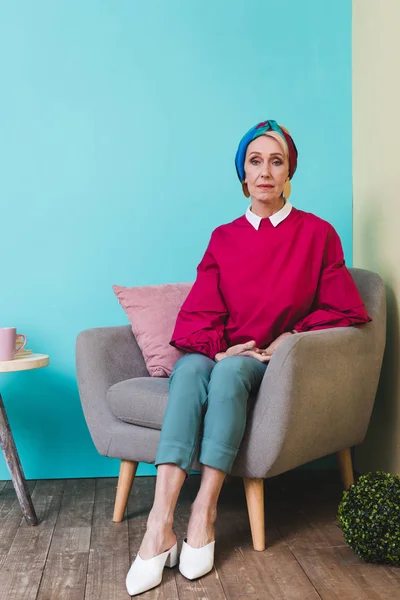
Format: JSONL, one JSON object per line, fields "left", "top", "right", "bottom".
{"left": 0, "top": 393, "right": 38, "bottom": 525}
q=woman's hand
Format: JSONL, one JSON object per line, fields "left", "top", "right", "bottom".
{"left": 226, "top": 340, "right": 258, "bottom": 357}
{"left": 215, "top": 340, "right": 269, "bottom": 363}
{"left": 215, "top": 333, "right": 294, "bottom": 363}
{"left": 215, "top": 340, "right": 257, "bottom": 362}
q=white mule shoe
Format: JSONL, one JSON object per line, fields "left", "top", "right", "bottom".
{"left": 126, "top": 541, "right": 178, "bottom": 596}
{"left": 179, "top": 539, "right": 215, "bottom": 580}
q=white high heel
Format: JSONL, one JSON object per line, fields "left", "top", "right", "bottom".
{"left": 179, "top": 539, "right": 215, "bottom": 580}
{"left": 126, "top": 541, "right": 178, "bottom": 596}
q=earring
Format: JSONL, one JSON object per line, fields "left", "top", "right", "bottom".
{"left": 283, "top": 180, "right": 291, "bottom": 199}
{"left": 242, "top": 182, "right": 250, "bottom": 198}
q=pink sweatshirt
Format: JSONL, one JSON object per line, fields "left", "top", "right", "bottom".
{"left": 170, "top": 207, "right": 371, "bottom": 359}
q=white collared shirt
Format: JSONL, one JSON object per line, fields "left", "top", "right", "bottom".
{"left": 245, "top": 200, "right": 293, "bottom": 230}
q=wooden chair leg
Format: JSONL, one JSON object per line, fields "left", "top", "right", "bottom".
{"left": 337, "top": 448, "right": 354, "bottom": 490}
{"left": 243, "top": 477, "right": 265, "bottom": 551}
{"left": 113, "top": 459, "right": 138, "bottom": 522}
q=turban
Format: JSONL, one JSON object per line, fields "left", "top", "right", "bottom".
{"left": 235, "top": 120, "right": 298, "bottom": 182}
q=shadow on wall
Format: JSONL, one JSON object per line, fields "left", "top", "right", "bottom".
{"left": 354, "top": 203, "right": 400, "bottom": 473}
{"left": 368, "top": 284, "right": 400, "bottom": 467}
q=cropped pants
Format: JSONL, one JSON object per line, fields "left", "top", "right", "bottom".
{"left": 155, "top": 353, "right": 267, "bottom": 474}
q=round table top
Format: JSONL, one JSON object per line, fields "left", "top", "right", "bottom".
{"left": 0, "top": 353, "right": 50, "bottom": 373}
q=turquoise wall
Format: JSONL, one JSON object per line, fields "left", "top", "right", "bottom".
{"left": 0, "top": 0, "right": 351, "bottom": 479}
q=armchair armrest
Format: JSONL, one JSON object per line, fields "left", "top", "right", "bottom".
{"left": 76, "top": 325, "right": 149, "bottom": 455}
{"left": 235, "top": 324, "right": 385, "bottom": 478}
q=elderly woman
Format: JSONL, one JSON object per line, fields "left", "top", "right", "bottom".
{"left": 126, "top": 120, "right": 370, "bottom": 595}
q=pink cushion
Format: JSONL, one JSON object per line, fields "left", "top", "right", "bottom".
{"left": 112, "top": 283, "right": 193, "bottom": 377}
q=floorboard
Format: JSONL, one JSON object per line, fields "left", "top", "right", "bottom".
{"left": 0, "top": 470, "right": 398, "bottom": 600}
{"left": 36, "top": 479, "right": 95, "bottom": 600}
{"left": 0, "top": 479, "right": 65, "bottom": 600}
{"left": 85, "top": 478, "right": 130, "bottom": 600}
{"left": 0, "top": 480, "right": 37, "bottom": 570}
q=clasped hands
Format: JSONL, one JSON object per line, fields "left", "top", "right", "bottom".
{"left": 214, "top": 332, "right": 294, "bottom": 363}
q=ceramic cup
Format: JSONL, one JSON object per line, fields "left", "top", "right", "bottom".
{"left": 0, "top": 327, "right": 27, "bottom": 361}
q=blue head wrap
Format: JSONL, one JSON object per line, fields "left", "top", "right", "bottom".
{"left": 235, "top": 120, "right": 298, "bottom": 182}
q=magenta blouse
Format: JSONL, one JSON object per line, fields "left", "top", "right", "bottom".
{"left": 170, "top": 207, "right": 371, "bottom": 359}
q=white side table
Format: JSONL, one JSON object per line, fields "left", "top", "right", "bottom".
{"left": 0, "top": 354, "right": 50, "bottom": 525}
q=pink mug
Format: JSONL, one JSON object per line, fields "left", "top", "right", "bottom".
{"left": 0, "top": 327, "right": 27, "bottom": 361}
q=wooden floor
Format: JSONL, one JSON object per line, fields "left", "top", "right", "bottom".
{"left": 0, "top": 470, "right": 399, "bottom": 600}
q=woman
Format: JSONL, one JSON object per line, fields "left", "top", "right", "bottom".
{"left": 126, "top": 120, "right": 371, "bottom": 596}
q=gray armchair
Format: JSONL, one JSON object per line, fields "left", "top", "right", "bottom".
{"left": 76, "top": 268, "right": 386, "bottom": 551}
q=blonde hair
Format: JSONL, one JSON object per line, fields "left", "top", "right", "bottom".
{"left": 263, "top": 131, "right": 289, "bottom": 162}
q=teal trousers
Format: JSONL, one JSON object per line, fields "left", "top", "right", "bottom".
{"left": 155, "top": 353, "right": 267, "bottom": 474}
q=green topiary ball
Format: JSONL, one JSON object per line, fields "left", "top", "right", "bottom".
{"left": 338, "top": 471, "right": 400, "bottom": 565}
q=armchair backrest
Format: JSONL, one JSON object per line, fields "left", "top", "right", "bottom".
{"left": 349, "top": 267, "right": 386, "bottom": 332}
{"left": 348, "top": 268, "right": 387, "bottom": 372}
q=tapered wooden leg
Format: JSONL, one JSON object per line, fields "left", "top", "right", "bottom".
{"left": 113, "top": 459, "right": 138, "bottom": 522}
{"left": 337, "top": 448, "right": 354, "bottom": 490}
{"left": 243, "top": 477, "right": 265, "bottom": 551}
{"left": 0, "top": 393, "right": 38, "bottom": 526}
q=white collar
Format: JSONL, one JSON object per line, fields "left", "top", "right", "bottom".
{"left": 245, "top": 200, "right": 293, "bottom": 230}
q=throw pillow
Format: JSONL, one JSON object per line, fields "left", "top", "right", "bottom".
{"left": 112, "top": 282, "right": 192, "bottom": 377}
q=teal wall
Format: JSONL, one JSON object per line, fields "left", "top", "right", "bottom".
{"left": 0, "top": 1, "right": 351, "bottom": 479}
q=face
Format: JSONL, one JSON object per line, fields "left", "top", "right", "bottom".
{"left": 244, "top": 135, "right": 289, "bottom": 203}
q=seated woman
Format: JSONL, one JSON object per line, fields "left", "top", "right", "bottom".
{"left": 126, "top": 120, "right": 371, "bottom": 596}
